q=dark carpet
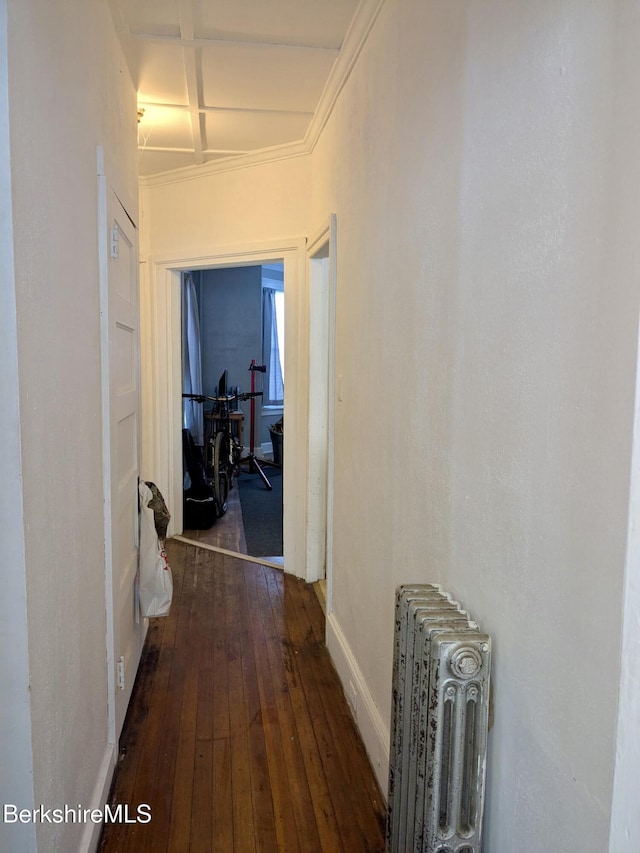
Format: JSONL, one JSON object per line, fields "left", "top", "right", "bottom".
{"left": 237, "top": 464, "right": 283, "bottom": 557}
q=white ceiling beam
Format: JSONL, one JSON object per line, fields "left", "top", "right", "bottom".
{"left": 139, "top": 146, "right": 194, "bottom": 153}
{"left": 138, "top": 145, "right": 250, "bottom": 155}
{"left": 177, "top": 0, "right": 204, "bottom": 165}
{"left": 177, "top": 0, "right": 194, "bottom": 40}
{"left": 128, "top": 31, "right": 340, "bottom": 54}
{"left": 107, "top": 0, "right": 128, "bottom": 35}
{"left": 137, "top": 100, "right": 313, "bottom": 118}
{"left": 202, "top": 149, "right": 252, "bottom": 155}
{"left": 201, "top": 105, "right": 314, "bottom": 117}
{"left": 182, "top": 47, "right": 204, "bottom": 165}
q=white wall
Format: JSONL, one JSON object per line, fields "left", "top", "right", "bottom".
{"left": 140, "top": 157, "right": 310, "bottom": 255}
{"left": 139, "top": 158, "right": 310, "bottom": 470}
{"left": 139, "top": 158, "right": 311, "bottom": 564}
{"left": 0, "top": 3, "right": 36, "bottom": 850}
{"left": 138, "top": 0, "right": 640, "bottom": 848}
{"left": 2, "top": 1, "right": 138, "bottom": 850}
{"left": 15, "top": 0, "right": 640, "bottom": 850}
{"left": 310, "top": 1, "right": 640, "bottom": 850}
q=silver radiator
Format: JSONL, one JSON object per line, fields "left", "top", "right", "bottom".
{"left": 387, "top": 584, "right": 491, "bottom": 853}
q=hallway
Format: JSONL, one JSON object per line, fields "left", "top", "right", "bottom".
{"left": 98, "top": 539, "right": 386, "bottom": 852}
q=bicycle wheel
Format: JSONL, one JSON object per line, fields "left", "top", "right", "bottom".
{"left": 213, "top": 430, "right": 230, "bottom": 516}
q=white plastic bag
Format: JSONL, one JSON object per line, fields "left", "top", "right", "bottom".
{"left": 138, "top": 481, "right": 173, "bottom": 618}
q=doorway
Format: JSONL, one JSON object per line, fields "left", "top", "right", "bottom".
{"left": 306, "top": 216, "right": 337, "bottom": 608}
{"left": 181, "top": 263, "right": 285, "bottom": 566}
{"left": 144, "top": 238, "right": 308, "bottom": 579}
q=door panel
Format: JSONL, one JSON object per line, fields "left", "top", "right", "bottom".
{"left": 107, "top": 191, "right": 144, "bottom": 739}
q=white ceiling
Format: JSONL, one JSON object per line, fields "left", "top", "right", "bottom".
{"left": 109, "top": 0, "right": 360, "bottom": 177}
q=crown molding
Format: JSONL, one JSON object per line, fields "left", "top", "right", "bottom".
{"left": 139, "top": 140, "right": 309, "bottom": 189}
{"left": 303, "top": 0, "right": 386, "bottom": 151}
{"left": 140, "top": 0, "right": 387, "bottom": 190}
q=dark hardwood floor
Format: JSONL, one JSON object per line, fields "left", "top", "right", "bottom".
{"left": 181, "top": 476, "right": 249, "bottom": 555}
{"left": 98, "top": 539, "right": 386, "bottom": 852}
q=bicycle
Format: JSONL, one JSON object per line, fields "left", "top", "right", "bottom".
{"left": 183, "top": 387, "right": 262, "bottom": 517}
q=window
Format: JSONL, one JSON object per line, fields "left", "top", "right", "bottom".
{"left": 263, "top": 287, "right": 285, "bottom": 405}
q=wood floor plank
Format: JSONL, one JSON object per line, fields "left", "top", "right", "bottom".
{"left": 101, "top": 620, "right": 166, "bottom": 851}
{"left": 261, "top": 571, "right": 334, "bottom": 852}
{"left": 190, "top": 737, "right": 213, "bottom": 849}
{"left": 191, "top": 546, "right": 217, "bottom": 851}
{"left": 236, "top": 565, "right": 279, "bottom": 853}
{"left": 282, "top": 576, "right": 368, "bottom": 852}
{"left": 263, "top": 571, "right": 346, "bottom": 853}
{"left": 244, "top": 565, "right": 301, "bottom": 853}
{"left": 232, "top": 564, "right": 276, "bottom": 851}
{"left": 226, "top": 557, "right": 258, "bottom": 852}
{"left": 99, "top": 539, "right": 386, "bottom": 853}
{"left": 252, "top": 567, "right": 323, "bottom": 853}
{"left": 297, "top": 585, "right": 386, "bottom": 834}
{"left": 212, "top": 553, "right": 231, "bottom": 742}
{"left": 212, "top": 737, "right": 234, "bottom": 852}
{"left": 286, "top": 577, "right": 386, "bottom": 851}
{"left": 136, "top": 548, "right": 193, "bottom": 853}
{"left": 166, "top": 606, "right": 200, "bottom": 850}
{"left": 120, "top": 544, "right": 187, "bottom": 853}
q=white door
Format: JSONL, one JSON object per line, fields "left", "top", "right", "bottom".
{"left": 306, "top": 215, "right": 337, "bottom": 591}
{"left": 103, "top": 188, "right": 145, "bottom": 741}
{"left": 307, "top": 253, "right": 330, "bottom": 581}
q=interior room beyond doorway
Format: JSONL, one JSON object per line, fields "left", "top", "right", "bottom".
{"left": 180, "top": 263, "right": 284, "bottom": 567}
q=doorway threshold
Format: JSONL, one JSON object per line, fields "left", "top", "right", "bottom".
{"left": 173, "top": 534, "right": 284, "bottom": 571}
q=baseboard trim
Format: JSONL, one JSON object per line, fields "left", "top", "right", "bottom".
{"left": 79, "top": 742, "right": 116, "bottom": 853}
{"left": 326, "top": 612, "right": 389, "bottom": 798}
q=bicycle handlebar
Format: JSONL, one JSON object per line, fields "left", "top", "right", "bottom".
{"left": 182, "top": 391, "right": 263, "bottom": 404}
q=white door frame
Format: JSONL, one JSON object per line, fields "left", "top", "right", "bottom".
{"left": 609, "top": 338, "right": 640, "bottom": 849}
{"left": 98, "top": 169, "right": 118, "bottom": 747}
{"left": 145, "top": 238, "right": 307, "bottom": 578}
{"left": 306, "top": 216, "right": 337, "bottom": 603}
{"left": 98, "top": 160, "right": 144, "bottom": 749}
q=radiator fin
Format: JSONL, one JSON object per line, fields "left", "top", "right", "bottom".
{"left": 387, "top": 585, "right": 491, "bottom": 853}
